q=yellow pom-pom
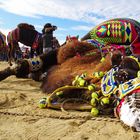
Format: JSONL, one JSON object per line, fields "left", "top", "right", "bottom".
{"left": 90, "top": 98, "right": 97, "bottom": 106}
{"left": 100, "top": 57, "right": 105, "bottom": 63}
{"left": 91, "top": 108, "right": 99, "bottom": 116}
{"left": 100, "top": 97, "right": 110, "bottom": 106}
{"left": 137, "top": 71, "right": 140, "bottom": 77}
{"left": 39, "top": 98, "right": 47, "bottom": 109}
{"left": 77, "top": 77, "right": 83, "bottom": 82}
{"left": 88, "top": 84, "right": 96, "bottom": 91}
{"left": 94, "top": 72, "right": 100, "bottom": 78}
{"left": 88, "top": 85, "right": 94, "bottom": 91}
{"left": 99, "top": 71, "right": 104, "bottom": 78}
{"left": 56, "top": 91, "right": 63, "bottom": 96}
{"left": 91, "top": 92, "right": 98, "bottom": 99}
{"left": 79, "top": 79, "right": 86, "bottom": 87}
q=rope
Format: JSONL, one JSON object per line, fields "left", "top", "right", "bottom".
{"left": 0, "top": 110, "right": 120, "bottom": 122}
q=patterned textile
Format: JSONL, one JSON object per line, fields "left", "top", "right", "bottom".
{"left": 88, "top": 18, "right": 140, "bottom": 54}
{"left": 85, "top": 39, "right": 104, "bottom": 50}
{"left": 118, "top": 77, "right": 140, "bottom": 99}
{"left": 101, "top": 67, "right": 118, "bottom": 96}
{"left": 27, "top": 57, "right": 43, "bottom": 72}
{"left": 0, "top": 32, "right": 6, "bottom": 48}
{"left": 7, "top": 28, "right": 20, "bottom": 44}
{"left": 85, "top": 39, "right": 130, "bottom": 55}
{"left": 90, "top": 19, "right": 136, "bottom": 44}
{"left": 32, "top": 33, "right": 42, "bottom": 49}
{"left": 101, "top": 55, "right": 140, "bottom": 97}
{"left": 7, "top": 27, "right": 41, "bottom": 50}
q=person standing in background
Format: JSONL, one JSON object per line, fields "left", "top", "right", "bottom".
{"left": 42, "top": 23, "right": 60, "bottom": 53}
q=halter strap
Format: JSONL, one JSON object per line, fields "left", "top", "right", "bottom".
{"left": 129, "top": 55, "right": 140, "bottom": 68}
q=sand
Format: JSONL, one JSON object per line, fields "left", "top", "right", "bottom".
{"left": 0, "top": 61, "right": 139, "bottom": 140}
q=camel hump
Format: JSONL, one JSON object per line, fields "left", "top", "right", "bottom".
{"left": 17, "top": 23, "right": 35, "bottom": 30}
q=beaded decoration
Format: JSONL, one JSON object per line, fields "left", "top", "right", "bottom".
{"left": 101, "top": 67, "right": 118, "bottom": 96}
{"left": 27, "top": 57, "right": 43, "bottom": 72}
{"left": 118, "top": 77, "right": 140, "bottom": 99}
{"left": 90, "top": 19, "right": 137, "bottom": 45}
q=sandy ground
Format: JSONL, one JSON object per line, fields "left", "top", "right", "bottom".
{"left": 0, "top": 62, "right": 140, "bottom": 140}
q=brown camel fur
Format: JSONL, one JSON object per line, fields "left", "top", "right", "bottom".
{"left": 41, "top": 38, "right": 112, "bottom": 93}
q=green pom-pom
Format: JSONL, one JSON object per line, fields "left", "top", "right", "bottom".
{"left": 91, "top": 108, "right": 99, "bottom": 116}
{"left": 39, "top": 98, "right": 47, "bottom": 108}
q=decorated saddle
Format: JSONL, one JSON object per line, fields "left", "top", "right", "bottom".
{"left": 82, "top": 18, "right": 140, "bottom": 55}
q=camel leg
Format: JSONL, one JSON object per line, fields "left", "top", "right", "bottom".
{"left": 8, "top": 43, "right": 14, "bottom": 66}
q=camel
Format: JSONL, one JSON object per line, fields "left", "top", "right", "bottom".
{"left": 7, "top": 23, "right": 60, "bottom": 65}
{"left": 0, "top": 36, "right": 113, "bottom": 91}
{"left": 1, "top": 17, "right": 140, "bottom": 130}
{"left": 0, "top": 31, "right": 8, "bottom": 60}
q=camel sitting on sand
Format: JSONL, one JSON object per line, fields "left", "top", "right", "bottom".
{"left": 0, "top": 36, "right": 112, "bottom": 91}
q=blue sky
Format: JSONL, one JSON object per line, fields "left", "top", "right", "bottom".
{"left": 0, "top": 0, "right": 140, "bottom": 44}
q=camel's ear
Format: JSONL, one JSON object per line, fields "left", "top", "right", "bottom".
{"left": 66, "top": 35, "right": 71, "bottom": 41}
{"left": 66, "top": 36, "right": 69, "bottom": 41}
{"left": 76, "top": 35, "right": 79, "bottom": 39}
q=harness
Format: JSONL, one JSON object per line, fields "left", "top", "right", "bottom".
{"left": 129, "top": 55, "right": 140, "bottom": 68}
{"left": 129, "top": 55, "right": 140, "bottom": 77}
{"left": 26, "top": 57, "right": 43, "bottom": 72}
{"left": 32, "top": 33, "right": 42, "bottom": 50}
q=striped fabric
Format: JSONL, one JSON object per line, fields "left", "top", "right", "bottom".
{"left": 0, "top": 32, "right": 6, "bottom": 48}
{"left": 7, "top": 28, "right": 19, "bottom": 44}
